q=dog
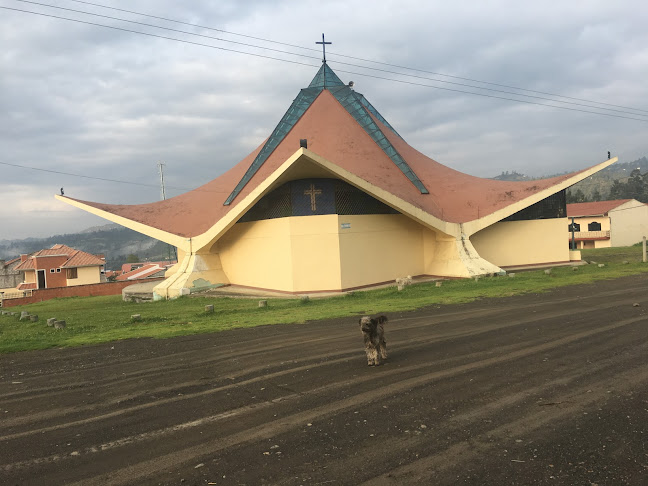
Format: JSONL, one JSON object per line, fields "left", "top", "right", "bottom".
{"left": 359, "top": 315, "right": 388, "bottom": 366}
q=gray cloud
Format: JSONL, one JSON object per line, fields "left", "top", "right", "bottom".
{"left": 1, "top": 0, "right": 647, "bottom": 239}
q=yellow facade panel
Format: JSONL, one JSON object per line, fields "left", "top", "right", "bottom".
{"left": 66, "top": 266, "right": 102, "bottom": 286}
{"left": 218, "top": 218, "right": 295, "bottom": 291}
{"left": 338, "top": 214, "right": 424, "bottom": 289}
{"left": 471, "top": 218, "right": 570, "bottom": 267}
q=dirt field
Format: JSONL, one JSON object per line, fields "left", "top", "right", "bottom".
{"left": 1, "top": 274, "right": 647, "bottom": 485}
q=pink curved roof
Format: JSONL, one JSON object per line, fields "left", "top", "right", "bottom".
{"left": 63, "top": 89, "right": 596, "bottom": 238}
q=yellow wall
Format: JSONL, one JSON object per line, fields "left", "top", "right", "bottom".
{"left": 217, "top": 218, "right": 296, "bottom": 292}
{"left": 66, "top": 266, "right": 102, "bottom": 286}
{"left": 24, "top": 270, "right": 36, "bottom": 284}
{"left": 610, "top": 202, "right": 648, "bottom": 247}
{"left": 573, "top": 216, "right": 610, "bottom": 232}
{"left": 217, "top": 214, "right": 425, "bottom": 292}
{"left": 471, "top": 218, "right": 570, "bottom": 267}
{"left": 337, "top": 214, "right": 424, "bottom": 289}
{"left": 289, "top": 216, "right": 342, "bottom": 291}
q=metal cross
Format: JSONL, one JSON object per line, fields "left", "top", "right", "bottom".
{"left": 304, "top": 183, "right": 322, "bottom": 211}
{"left": 316, "top": 33, "right": 331, "bottom": 63}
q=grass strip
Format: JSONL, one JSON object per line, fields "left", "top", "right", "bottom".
{"left": 1, "top": 248, "right": 647, "bottom": 354}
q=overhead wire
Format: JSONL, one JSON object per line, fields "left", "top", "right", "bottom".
{"left": 12, "top": 0, "right": 648, "bottom": 119}
{"left": 0, "top": 161, "right": 227, "bottom": 193}
{"left": 3, "top": 5, "right": 648, "bottom": 123}
{"left": 60, "top": 0, "right": 648, "bottom": 116}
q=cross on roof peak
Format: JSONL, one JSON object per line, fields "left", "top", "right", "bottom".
{"left": 316, "top": 33, "right": 331, "bottom": 63}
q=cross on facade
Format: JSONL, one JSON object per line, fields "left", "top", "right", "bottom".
{"left": 316, "top": 33, "right": 331, "bottom": 63}
{"left": 304, "top": 183, "right": 323, "bottom": 211}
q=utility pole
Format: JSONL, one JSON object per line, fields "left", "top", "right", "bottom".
{"left": 156, "top": 162, "right": 176, "bottom": 261}
{"left": 157, "top": 162, "right": 167, "bottom": 201}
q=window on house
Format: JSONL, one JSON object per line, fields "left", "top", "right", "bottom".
{"left": 50, "top": 268, "right": 55, "bottom": 273}
{"left": 56, "top": 268, "right": 61, "bottom": 273}
{"left": 568, "top": 223, "right": 581, "bottom": 232}
{"left": 588, "top": 221, "right": 601, "bottom": 231}
{"left": 67, "top": 268, "right": 78, "bottom": 279}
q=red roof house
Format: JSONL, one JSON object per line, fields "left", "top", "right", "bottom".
{"left": 567, "top": 199, "right": 648, "bottom": 249}
{"left": 14, "top": 244, "right": 105, "bottom": 290}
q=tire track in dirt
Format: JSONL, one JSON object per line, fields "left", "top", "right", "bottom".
{"left": 45, "top": 314, "right": 646, "bottom": 486}
{"left": 2, "top": 282, "right": 641, "bottom": 400}
{"left": 1, "top": 276, "right": 647, "bottom": 485}
{"left": 1, "top": 295, "right": 639, "bottom": 436}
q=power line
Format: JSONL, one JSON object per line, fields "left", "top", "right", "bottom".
{"left": 0, "top": 161, "right": 226, "bottom": 193}
{"left": 3, "top": 5, "right": 648, "bottom": 123}
{"left": 60, "top": 0, "right": 648, "bottom": 116}
{"left": 13, "top": 0, "right": 648, "bottom": 119}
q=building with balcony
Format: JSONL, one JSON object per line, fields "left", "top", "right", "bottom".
{"left": 567, "top": 199, "right": 648, "bottom": 249}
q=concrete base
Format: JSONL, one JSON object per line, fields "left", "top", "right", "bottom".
{"left": 122, "top": 281, "right": 162, "bottom": 303}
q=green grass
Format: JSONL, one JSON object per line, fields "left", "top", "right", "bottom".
{"left": 581, "top": 242, "right": 645, "bottom": 264}
{"left": 2, "top": 247, "right": 648, "bottom": 354}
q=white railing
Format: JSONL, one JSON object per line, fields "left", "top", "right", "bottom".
{"left": 570, "top": 230, "right": 610, "bottom": 239}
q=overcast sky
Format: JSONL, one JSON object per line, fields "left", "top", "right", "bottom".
{"left": 1, "top": 0, "right": 647, "bottom": 239}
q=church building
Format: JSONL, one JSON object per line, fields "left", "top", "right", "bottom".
{"left": 57, "top": 63, "right": 616, "bottom": 298}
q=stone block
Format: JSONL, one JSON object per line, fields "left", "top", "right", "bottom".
{"left": 508, "top": 273, "right": 516, "bottom": 278}
{"left": 131, "top": 314, "right": 142, "bottom": 322}
{"left": 29, "top": 315, "right": 38, "bottom": 322}
{"left": 205, "top": 304, "right": 214, "bottom": 313}
{"left": 544, "top": 269, "right": 552, "bottom": 275}
{"left": 180, "top": 288, "right": 191, "bottom": 296}
{"left": 54, "top": 320, "right": 66, "bottom": 330}
{"left": 435, "top": 281, "right": 442, "bottom": 288}
{"left": 258, "top": 300, "right": 267, "bottom": 308}
{"left": 47, "top": 318, "right": 57, "bottom": 327}
{"left": 396, "top": 276, "right": 413, "bottom": 287}
{"left": 598, "top": 264, "right": 605, "bottom": 268}
{"left": 300, "top": 296, "right": 310, "bottom": 303}
{"left": 572, "top": 267, "right": 578, "bottom": 271}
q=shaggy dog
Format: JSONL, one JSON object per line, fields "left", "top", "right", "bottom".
{"left": 359, "top": 315, "right": 388, "bottom": 366}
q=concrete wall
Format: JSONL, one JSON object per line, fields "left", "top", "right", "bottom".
{"left": 1, "top": 278, "right": 164, "bottom": 308}
{"left": 66, "top": 266, "right": 102, "bottom": 287}
{"left": 0, "top": 261, "right": 22, "bottom": 289}
{"left": 610, "top": 201, "right": 648, "bottom": 247}
{"left": 471, "top": 218, "right": 570, "bottom": 267}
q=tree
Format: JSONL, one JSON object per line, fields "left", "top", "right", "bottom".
{"left": 591, "top": 189, "right": 602, "bottom": 202}
{"left": 126, "top": 254, "right": 140, "bottom": 263}
{"left": 608, "top": 179, "right": 625, "bottom": 200}
{"left": 566, "top": 188, "right": 587, "bottom": 203}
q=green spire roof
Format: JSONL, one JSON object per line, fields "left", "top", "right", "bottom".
{"left": 308, "top": 63, "right": 345, "bottom": 89}
{"left": 223, "top": 65, "right": 428, "bottom": 206}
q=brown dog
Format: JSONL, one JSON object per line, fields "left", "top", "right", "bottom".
{"left": 359, "top": 315, "right": 388, "bottom": 366}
